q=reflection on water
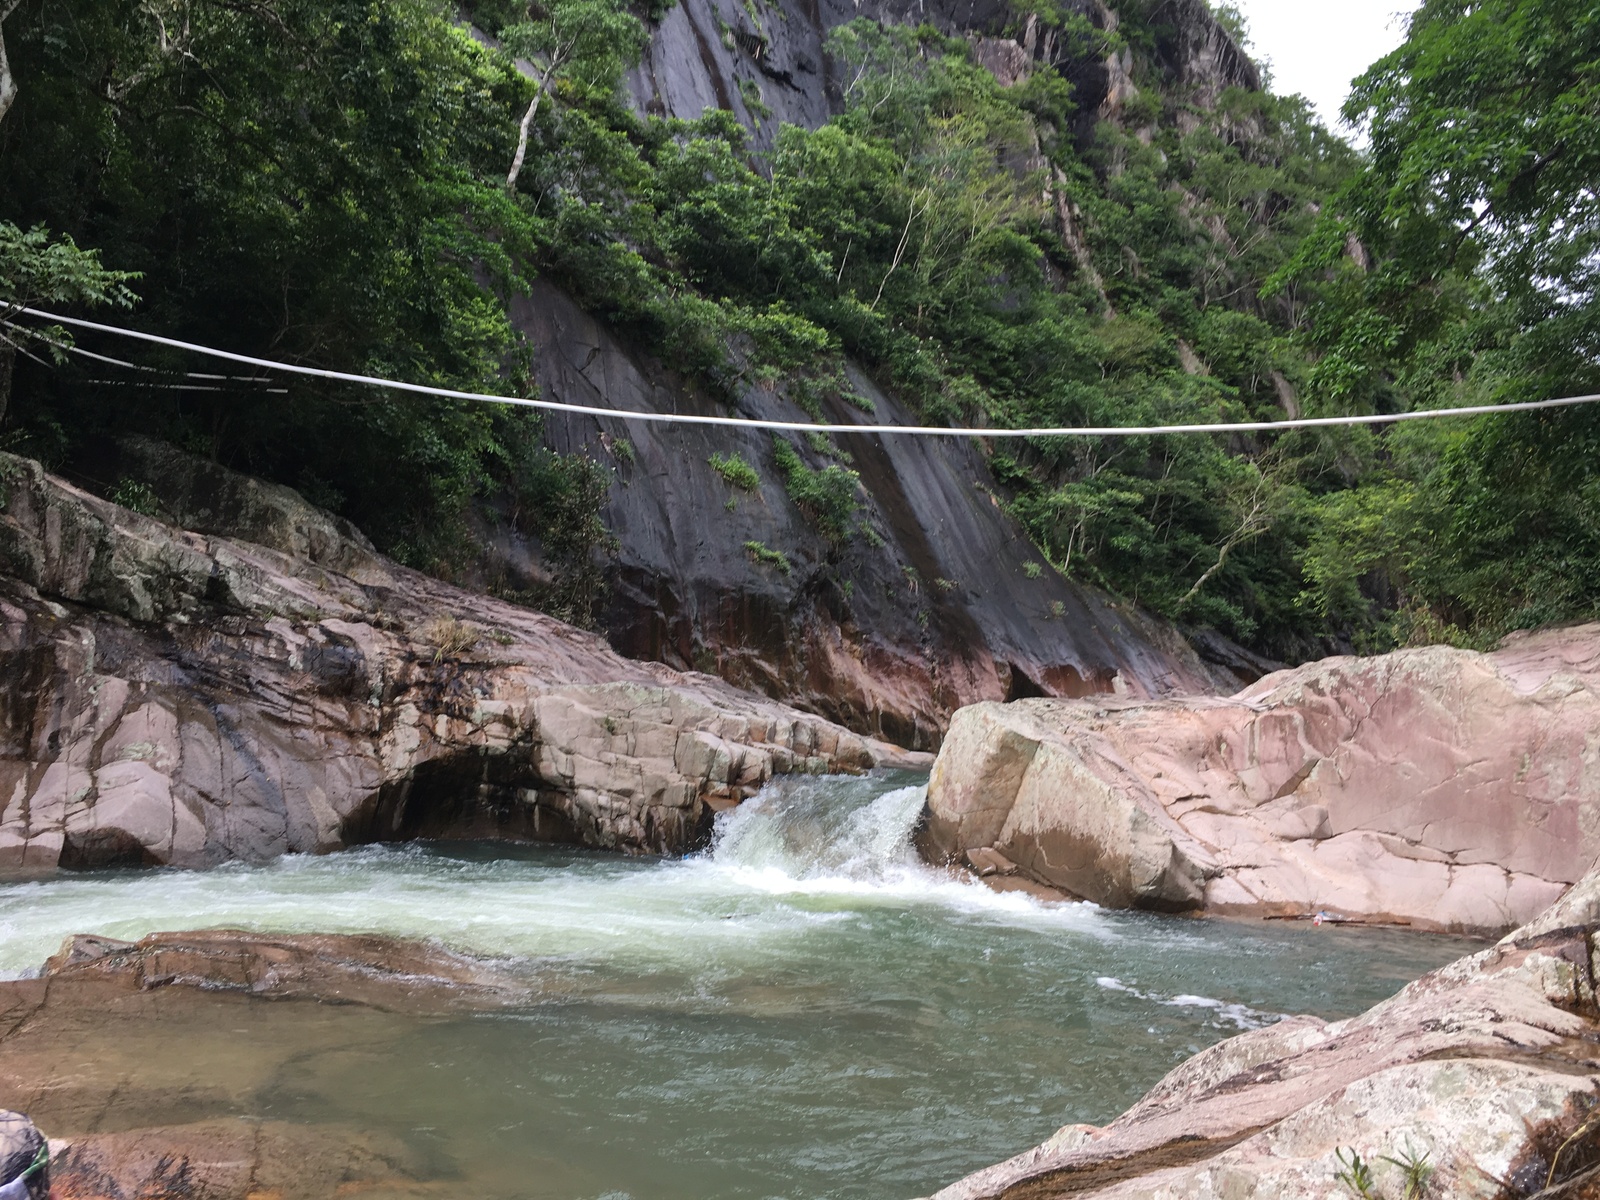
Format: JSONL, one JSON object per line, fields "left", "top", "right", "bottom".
{"left": 0, "top": 773, "right": 1481, "bottom": 1199}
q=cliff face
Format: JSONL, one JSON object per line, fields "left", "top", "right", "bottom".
{"left": 490, "top": 0, "right": 1265, "bottom": 747}
{"left": 623, "top": 0, "right": 1258, "bottom": 150}
{"left": 510, "top": 281, "right": 1235, "bottom": 751}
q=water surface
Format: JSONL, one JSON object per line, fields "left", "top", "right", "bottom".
{"left": 0, "top": 774, "right": 1480, "bottom": 1198}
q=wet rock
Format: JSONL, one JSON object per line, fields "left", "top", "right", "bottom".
{"left": 50, "top": 1119, "right": 433, "bottom": 1200}
{"left": 42, "top": 931, "right": 536, "bottom": 1012}
{"left": 0, "top": 930, "right": 602, "bottom": 1198}
{"left": 0, "top": 452, "right": 922, "bottom": 867}
{"left": 923, "top": 626, "right": 1600, "bottom": 933}
{"left": 926, "top": 867, "right": 1600, "bottom": 1200}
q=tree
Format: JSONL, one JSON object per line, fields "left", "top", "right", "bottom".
{"left": 0, "top": 224, "right": 136, "bottom": 424}
{"left": 502, "top": 0, "right": 646, "bottom": 190}
{"left": 0, "top": 2, "right": 137, "bottom": 426}
{"left": 1284, "top": 0, "right": 1600, "bottom": 643}
{"left": 1346, "top": 0, "right": 1600, "bottom": 337}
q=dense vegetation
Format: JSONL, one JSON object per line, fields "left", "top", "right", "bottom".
{"left": 0, "top": 0, "right": 1595, "bottom": 654}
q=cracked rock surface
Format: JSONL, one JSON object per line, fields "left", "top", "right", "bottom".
{"left": 922, "top": 627, "right": 1600, "bottom": 933}
{"left": 0, "top": 452, "right": 922, "bottom": 868}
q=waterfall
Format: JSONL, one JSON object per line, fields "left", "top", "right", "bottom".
{"left": 707, "top": 776, "right": 931, "bottom": 884}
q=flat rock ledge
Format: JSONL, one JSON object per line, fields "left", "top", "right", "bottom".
{"left": 922, "top": 624, "right": 1600, "bottom": 934}
{"left": 925, "top": 867, "right": 1600, "bottom": 1199}
{"left": 40, "top": 929, "right": 539, "bottom": 1012}
{"left": 0, "top": 452, "right": 923, "bottom": 868}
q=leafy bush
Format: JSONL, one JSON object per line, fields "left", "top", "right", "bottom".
{"left": 743, "top": 540, "right": 791, "bottom": 573}
{"left": 771, "top": 438, "right": 860, "bottom": 543}
{"left": 709, "top": 451, "right": 760, "bottom": 490}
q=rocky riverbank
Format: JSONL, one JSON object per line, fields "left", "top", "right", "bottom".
{"left": 925, "top": 866, "right": 1600, "bottom": 1199}
{"left": 921, "top": 625, "right": 1600, "bottom": 934}
{"left": 0, "top": 452, "right": 922, "bottom": 868}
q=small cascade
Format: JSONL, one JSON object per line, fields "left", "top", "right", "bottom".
{"left": 707, "top": 775, "right": 930, "bottom": 884}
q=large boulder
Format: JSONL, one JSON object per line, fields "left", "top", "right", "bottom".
{"left": 922, "top": 628, "right": 1600, "bottom": 933}
{"left": 0, "top": 453, "right": 921, "bottom": 868}
{"left": 927, "top": 868, "right": 1600, "bottom": 1200}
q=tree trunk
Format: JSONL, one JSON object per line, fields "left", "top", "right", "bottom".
{"left": 506, "top": 89, "right": 543, "bottom": 191}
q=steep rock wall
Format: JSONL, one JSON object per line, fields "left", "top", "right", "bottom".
{"left": 509, "top": 280, "right": 1233, "bottom": 751}
{"left": 624, "top": 0, "right": 1259, "bottom": 150}
{"left": 483, "top": 0, "right": 1270, "bottom": 745}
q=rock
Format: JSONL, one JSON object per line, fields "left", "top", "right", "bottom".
{"left": 927, "top": 867, "right": 1600, "bottom": 1200}
{"left": 42, "top": 931, "right": 537, "bottom": 1012}
{"left": 0, "top": 929, "right": 594, "bottom": 1199}
{"left": 0, "top": 452, "right": 922, "bottom": 868}
{"left": 623, "top": 0, "right": 1257, "bottom": 153}
{"left": 50, "top": 1119, "right": 433, "bottom": 1200}
{"left": 922, "top": 627, "right": 1600, "bottom": 933}
{"left": 512, "top": 281, "right": 1239, "bottom": 753}
{"left": 0, "top": 1110, "right": 46, "bottom": 1199}
{"left": 964, "top": 847, "right": 1018, "bottom": 877}
{"left": 112, "top": 434, "right": 388, "bottom": 582}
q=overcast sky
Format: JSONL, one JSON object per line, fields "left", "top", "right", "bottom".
{"left": 1224, "top": 0, "right": 1421, "bottom": 134}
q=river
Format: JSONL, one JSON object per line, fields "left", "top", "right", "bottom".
{"left": 0, "top": 773, "right": 1479, "bottom": 1199}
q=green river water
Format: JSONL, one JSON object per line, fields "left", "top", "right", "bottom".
{"left": 0, "top": 773, "right": 1480, "bottom": 1199}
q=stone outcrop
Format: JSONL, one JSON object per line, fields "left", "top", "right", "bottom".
{"left": 0, "top": 452, "right": 921, "bottom": 868}
{"left": 623, "top": 0, "right": 1256, "bottom": 152}
{"left": 927, "top": 867, "right": 1600, "bottom": 1199}
{"left": 923, "top": 626, "right": 1600, "bottom": 933}
{"left": 49, "top": 1120, "right": 436, "bottom": 1200}
{"left": 0, "top": 930, "right": 544, "bottom": 1200}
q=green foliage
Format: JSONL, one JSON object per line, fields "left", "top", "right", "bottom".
{"left": 2, "top": 0, "right": 1592, "bottom": 658}
{"left": 708, "top": 451, "right": 760, "bottom": 491}
{"left": 1379, "top": 1142, "right": 1433, "bottom": 1200}
{"left": 743, "top": 540, "right": 791, "bottom": 574}
{"left": 0, "top": 223, "right": 137, "bottom": 325}
{"left": 0, "top": 223, "right": 137, "bottom": 403}
{"left": 503, "top": 438, "right": 617, "bottom": 627}
{"left": 771, "top": 438, "right": 860, "bottom": 543}
{"left": 109, "top": 478, "right": 159, "bottom": 517}
{"left": 501, "top": 0, "right": 649, "bottom": 172}
{"left": 2, "top": 0, "right": 544, "bottom": 561}
{"left": 1279, "top": 0, "right": 1600, "bottom": 645}
{"left": 1334, "top": 1148, "right": 1378, "bottom": 1199}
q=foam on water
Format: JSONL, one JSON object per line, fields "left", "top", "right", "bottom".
{"left": 0, "top": 774, "right": 1112, "bottom": 979}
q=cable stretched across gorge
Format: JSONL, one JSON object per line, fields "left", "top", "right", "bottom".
{"left": 15, "top": 307, "right": 1600, "bottom": 438}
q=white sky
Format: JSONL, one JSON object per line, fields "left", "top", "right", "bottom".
{"left": 1224, "top": 0, "right": 1421, "bottom": 133}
